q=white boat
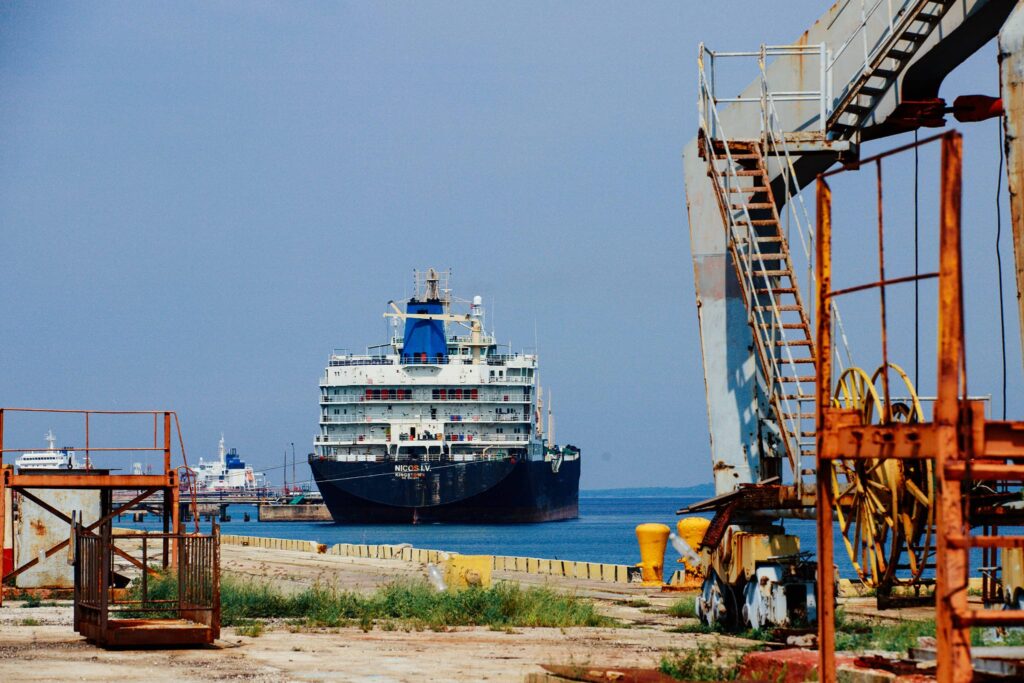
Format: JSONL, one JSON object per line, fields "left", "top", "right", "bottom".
{"left": 188, "top": 435, "right": 267, "bottom": 492}
{"left": 15, "top": 431, "right": 78, "bottom": 471}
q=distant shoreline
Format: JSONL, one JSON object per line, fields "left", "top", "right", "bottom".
{"left": 580, "top": 484, "right": 713, "bottom": 498}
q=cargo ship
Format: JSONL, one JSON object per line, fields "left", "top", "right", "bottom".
{"left": 309, "top": 268, "right": 580, "bottom": 523}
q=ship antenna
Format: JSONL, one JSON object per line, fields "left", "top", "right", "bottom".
{"left": 45, "top": 429, "right": 56, "bottom": 451}
{"left": 219, "top": 433, "right": 226, "bottom": 464}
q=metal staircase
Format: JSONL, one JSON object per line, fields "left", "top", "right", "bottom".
{"left": 827, "top": 0, "right": 956, "bottom": 136}
{"left": 698, "top": 135, "right": 817, "bottom": 491}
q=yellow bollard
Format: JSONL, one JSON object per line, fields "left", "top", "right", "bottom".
{"left": 634, "top": 523, "right": 670, "bottom": 586}
{"left": 673, "top": 517, "right": 710, "bottom": 589}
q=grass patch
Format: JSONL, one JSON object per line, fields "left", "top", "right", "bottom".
{"left": 12, "top": 593, "right": 59, "bottom": 609}
{"left": 660, "top": 644, "right": 741, "bottom": 681}
{"left": 130, "top": 573, "right": 615, "bottom": 631}
{"left": 20, "top": 618, "right": 41, "bottom": 626}
{"left": 666, "top": 597, "right": 698, "bottom": 618}
{"left": 235, "top": 620, "right": 264, "bottom": 637}
{"left": 834, "top": 610, "right": 935, "bottom": 652}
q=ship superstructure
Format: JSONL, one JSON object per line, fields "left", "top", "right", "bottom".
{"left": 189, "top": 435, "right": 266, "bottom": 492}
{"left": 14, "top": 430, "right": 79, "bottom": 471}
{"left": 310, "top": 268, "right": 579, "bottom": 523}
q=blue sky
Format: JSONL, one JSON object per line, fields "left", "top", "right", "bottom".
{"left": 0, "top": 2, "right": 1017, "bottom": 489}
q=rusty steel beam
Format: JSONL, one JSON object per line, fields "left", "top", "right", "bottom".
{"left": 948, "top": 535, "right": 1024, "bottom": 549}
{"left": 954, "top": 609, "right": 1024, "bottom": 627}
{"left": 4, "top": 474, "right": 173, "bottom": 489}
{"left": 936, "top": 131, "right": 970, "bottom": 683}
{"left": 945, "top": 461, "right": 1024, "bottom": 481}
{"left": 815, "top": 175, "right": 837, "bottom": 683}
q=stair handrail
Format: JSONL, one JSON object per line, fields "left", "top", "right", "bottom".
{"left": 698, "top": 46, "right": 809, "bottom": 480}
{"left": 825, "top": 0, "right": 943, "bottom": 131}
{"left": 759, "top": 52, "right": 857, "bottom": 376}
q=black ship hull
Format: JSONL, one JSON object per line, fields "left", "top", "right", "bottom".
{"left": 309, "top": 455, "right": 580, "bottom": 523}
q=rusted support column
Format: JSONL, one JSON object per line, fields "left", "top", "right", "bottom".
{"left": 815, "top": 177, "right": 836, "bottom": 683}
{"left": 1000, "top": 4, "right": 1024, "bottom": 374}
{"left": 935, "top": 132, "right": 970, "bottom": 683}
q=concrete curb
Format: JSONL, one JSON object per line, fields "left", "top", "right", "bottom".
{"left": 219, "top": 534, "right": 636, "bottom": 583}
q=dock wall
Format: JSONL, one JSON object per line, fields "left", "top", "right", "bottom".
{"left": 217, "top": 533, "right": 638, "bottom": 583}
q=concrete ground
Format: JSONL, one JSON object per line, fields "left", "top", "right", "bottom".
{"left": 0, "top": 544, "right": 752, "bottom": 682}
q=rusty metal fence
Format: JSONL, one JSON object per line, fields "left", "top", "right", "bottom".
{"left": 74, "top": 524, "right": 220, "bottom": 647}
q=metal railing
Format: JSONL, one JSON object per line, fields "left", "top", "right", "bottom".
{"left": 700, "top": 0, "right": 940, "bottom": 142}
{"left": 321, "top": 391, "right": 531, "bottom": 404}
{"left": 320, "top": 413, "right": 528, "bottom": 424}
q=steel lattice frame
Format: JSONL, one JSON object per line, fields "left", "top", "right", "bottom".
{"left": 816, "top": 131, "right": 1024, "bottom": 683}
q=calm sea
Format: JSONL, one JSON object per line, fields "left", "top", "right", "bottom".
{"left": 124, "top": 495, "right": 874, "bottom": 578}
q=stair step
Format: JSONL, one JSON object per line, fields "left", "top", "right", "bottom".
{"left": 755, "top": 304, "right": 802, "bottom": 312}
{"left": 777, "top": 375, "right": 816, "bottom": 383}
{"left": 714, "top": 169, "right": 763, "bottom": 177}
{"left": 718, "top": 153, "right": 760, "bottom": 160}
{"left": 726, "top": 186, "right": 769, "bottom": 193}
{"left": 754, "top": 287, "right": 797, "bottom": 294}
{"left": 731, "top": 202, "right": 775, "bottom": 210}
{"left": 783, "top": 413, "right": 817, "bottom": 419}
{"left": 777, "top": 341, "right": 812, "bottom": 348}
{"left": 779, "top": 394, "right": 813, "bottom": 400}
{"left": 736, "top": 220, "right": 779, "bottom": 227}
{"left": 750, "top": 270, "right": 794, "bottom": 277}
{"left": 710, "top": 139, "right": 757, "bottom": 151}
{"left": 759, "top": 323, "right": 805, "bottom": 329}
{"left": 888, "top": 49, "right": 914, "bottom": 61}
{"left": 915, "top": 11, "right": 942, "bottom": 24}
{"left": 860, "top": 86, "right": 886, "bottom": 97}
{"left": 786, "top": 358, "right": 816, "bottom": 364}
{"left": 900, "top": 32, "right": 928, "bottom": 44}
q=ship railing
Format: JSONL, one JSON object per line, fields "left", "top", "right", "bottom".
{"left": 321, "top": 393, "right": 531, "bottom": 404}
{"left": 320, "top": 414, "right": 528, "bottom": 424}
{"left": 328, "top": 356, "right": 395, "bottom": 367}
{"left": 317, "top": 435, "right": 531, "bottom": 445}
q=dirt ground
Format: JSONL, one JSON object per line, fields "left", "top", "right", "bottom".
{"left": 0, "top": 545, "right": 751, "bottom": 682}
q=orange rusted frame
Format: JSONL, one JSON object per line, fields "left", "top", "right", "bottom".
{"left": 3, "top": 474, "right": 174, "bottom": 489}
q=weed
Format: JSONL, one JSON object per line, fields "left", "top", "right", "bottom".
{"left": 666, "top": 597, "right": 698, "bottom": 619}
{"left": 659, "top": 644, "right": 740, "bottom": 681}
{"left": 617, "top": 598, "right": 651, "bottom": 608}
{"left": 235, "top": 620, "right": 264, "bottom": 637}
{"left": 20, "top": 618, "right": 41, "bottom": 626}
{"left": 833, "top": 613, "right": 935, "bottom": 653}
{"left": 127, "top": 573, "right": 615, "bottom": 632}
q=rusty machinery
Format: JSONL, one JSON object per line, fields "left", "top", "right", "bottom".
{"left": 814, "top": 130, "right": 1024, "bottom": 683}
{"left": 0, "top": 408, "right": 219, "bottom": 647}
{"left": 682, "top": 0, "right": 1024, "bottom": 634}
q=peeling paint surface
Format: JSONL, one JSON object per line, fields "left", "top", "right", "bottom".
{"left": 15, "top": 487, "right": 101, "bottom": 588}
